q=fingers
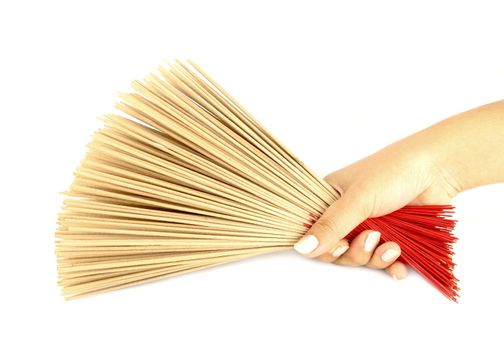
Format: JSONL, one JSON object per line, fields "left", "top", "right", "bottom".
{"left": 294, "top": 186, "right": 373, "bottom": 258}
{"left": 330, "top": 231, "right": 407, "bottom": 280}
{"left": 314, "top": 230, "right": 408, "bottom": 280}
{"left": 316, "top": 239, "right": 350, "bottom": 263}
{"left": 336, "top": 230, "right": 381, "bottom": 266}
{"left": 366, "top": 241, "right": 401, "bottom": 269}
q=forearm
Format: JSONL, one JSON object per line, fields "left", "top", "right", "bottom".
{"left": 406, "top": 100, "right": 504, "bottom": 192}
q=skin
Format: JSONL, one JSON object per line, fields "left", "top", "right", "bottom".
{"left": 294, "top": 99, "right": 504, "bottom": 280}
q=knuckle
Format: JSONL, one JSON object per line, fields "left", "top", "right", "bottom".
{"left": 346, "top": 251, "right": 369, "bottom": 266}
{"left": 318, "top": 255, "right": 336, "bottom": 263}
{"left": 366, "top": 261, "right": 381, "bottom": 269}
{"left": 312, "top": 218, "right": 338, "bottom": 237}
{"left": 324, "top": 177, "right": 344, "bottom": 194}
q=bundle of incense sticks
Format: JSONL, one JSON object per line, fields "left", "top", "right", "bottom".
{"left": 56, "top": 61, "right": 458, "bottom": 300}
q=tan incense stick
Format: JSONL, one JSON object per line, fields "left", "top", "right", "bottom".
{"left": 56, "top": 60, "right": 339, "bottom": 299}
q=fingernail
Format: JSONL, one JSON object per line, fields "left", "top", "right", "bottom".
{"left": 332, "top": 245, "right": 349, "bottom": 258}
{"left": 381, "top": 249, "right": 400, "bottom": 262}
{"left": 294, "top": 235, "right": 319, "bottom": 254}
{"left": 364, "top": 231, "right": 380, "bottom": 252}
{"left": 392, "top": 274, "right": 400, "bottom": 282}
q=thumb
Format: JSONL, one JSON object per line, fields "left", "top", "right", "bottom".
{"left": 294, "top": 186, "right": 373, "bottom": 258}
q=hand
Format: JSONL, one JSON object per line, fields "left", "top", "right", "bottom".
{"left": 294, "top": 139, "right": 460, "bottom": 280}
{"left": 294, "top": 100, "right": 504, "bottom": 280}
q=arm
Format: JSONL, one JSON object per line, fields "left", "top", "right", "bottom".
{"left": 412, "top": 99, "right": 504, "bottom": 191}
{"left": 294, "top": 100, "right": 504, "bottom": 279}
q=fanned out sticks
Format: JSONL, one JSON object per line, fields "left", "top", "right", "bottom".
{"left": 56, "top": 60, "right": 458, "bottom": 301}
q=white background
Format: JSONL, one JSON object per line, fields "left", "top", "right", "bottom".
{"left": 1, "top": 1, "right": 503, "bottom": 349}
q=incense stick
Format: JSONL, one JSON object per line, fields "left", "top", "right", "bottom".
{"left": 56, "top": 61, "right": 458, "bottom": 300}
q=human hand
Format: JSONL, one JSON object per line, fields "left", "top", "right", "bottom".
{"left": 294, "top": 139, "right": 461, "bottom": 280}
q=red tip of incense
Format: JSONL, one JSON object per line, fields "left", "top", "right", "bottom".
{"left": 306, "top": 205, "right": 459, "bottom": 301}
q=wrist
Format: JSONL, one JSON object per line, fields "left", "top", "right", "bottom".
{"left": 398, "top": 131, "right": 463, "bottom": 200}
